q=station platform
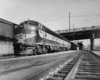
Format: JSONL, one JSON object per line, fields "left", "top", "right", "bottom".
{"left": 92, "top": 51, "right": 100, "bottom": 56}
{"left": 0, "top": 51, "right": 80, "bottom": 80}
{"left": 1, "top": 50, "right": 100, "bottom": 80}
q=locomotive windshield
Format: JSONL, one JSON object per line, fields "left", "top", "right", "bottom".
{"left": 19, "top": 21, "right": 39, "bottom": 28}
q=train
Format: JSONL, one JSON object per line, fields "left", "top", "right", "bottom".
{"left": 13, "top": 20, "right": 78, "bottom": 56}
{"left": 0, "top": 18, "right": 78, "bottom": 56}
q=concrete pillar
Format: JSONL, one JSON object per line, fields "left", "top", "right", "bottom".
{"left": 73, "top": 33, "right": 75, "bottom": 50}
{"left": 90, "top": 33, "right": 95, "bottom": 51}
{"left": 71, "top": 42, "right": 75, "bottom": 50}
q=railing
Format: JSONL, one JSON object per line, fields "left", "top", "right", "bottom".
{"left": 55, "top": 26, "right": 100, "bottom": 34}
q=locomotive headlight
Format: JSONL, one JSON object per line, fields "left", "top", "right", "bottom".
{"left": 19, "top": 25, "right": 24, "bottom": 29}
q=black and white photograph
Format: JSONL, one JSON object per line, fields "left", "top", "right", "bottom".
{"left": 0, "top": 0, "right": 100, "bottom": 80}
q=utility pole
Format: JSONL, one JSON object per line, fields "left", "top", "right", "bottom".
{"left": 73, "top": 24, "right": 75, "bottom": 49}
{"left": 69, "top": 13, "right": 70, "bottom": 31}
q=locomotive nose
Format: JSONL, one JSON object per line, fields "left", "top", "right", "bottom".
{"left": 14, "top": 22, "right": 38, "bottom": 44}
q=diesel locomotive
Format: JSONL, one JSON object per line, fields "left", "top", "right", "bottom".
{"left": 13, "top": 20, "right": 75, "bottom": 56}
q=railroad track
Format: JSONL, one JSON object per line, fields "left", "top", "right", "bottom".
{"left": 45, "top": 51, "right": 100, "bottom": 80}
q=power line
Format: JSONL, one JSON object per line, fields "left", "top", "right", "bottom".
{"left": 44, "top": 17, "right": 100, "bottom": 26}
{"left": 43, "top": 13, "right": 100, "bottom": 23}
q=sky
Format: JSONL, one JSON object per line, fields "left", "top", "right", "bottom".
{"left": 0, "top": 0, "right": 100, "bottom": 46}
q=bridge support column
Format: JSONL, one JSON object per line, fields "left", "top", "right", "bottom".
{"left": 90, "top": 33, "right": 95, "bottom": 51}
{"left": 71, "top": 42, "right": 74, "bottom": 50}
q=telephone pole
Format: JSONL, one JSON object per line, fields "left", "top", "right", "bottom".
{"left": 69, "top": 12, "right": 70, "bottom": 31}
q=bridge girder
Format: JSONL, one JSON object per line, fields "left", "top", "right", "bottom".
{"left": 59, "top": 29, "right": 100, "bottom": 40}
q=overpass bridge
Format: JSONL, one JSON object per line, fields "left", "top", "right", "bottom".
{"left": 55, "top": 26, "right": 100, "bottom": 50}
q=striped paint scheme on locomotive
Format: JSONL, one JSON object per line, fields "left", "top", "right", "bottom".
{"left": 13, "top": 20, "right": 71, "bottom": 56}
